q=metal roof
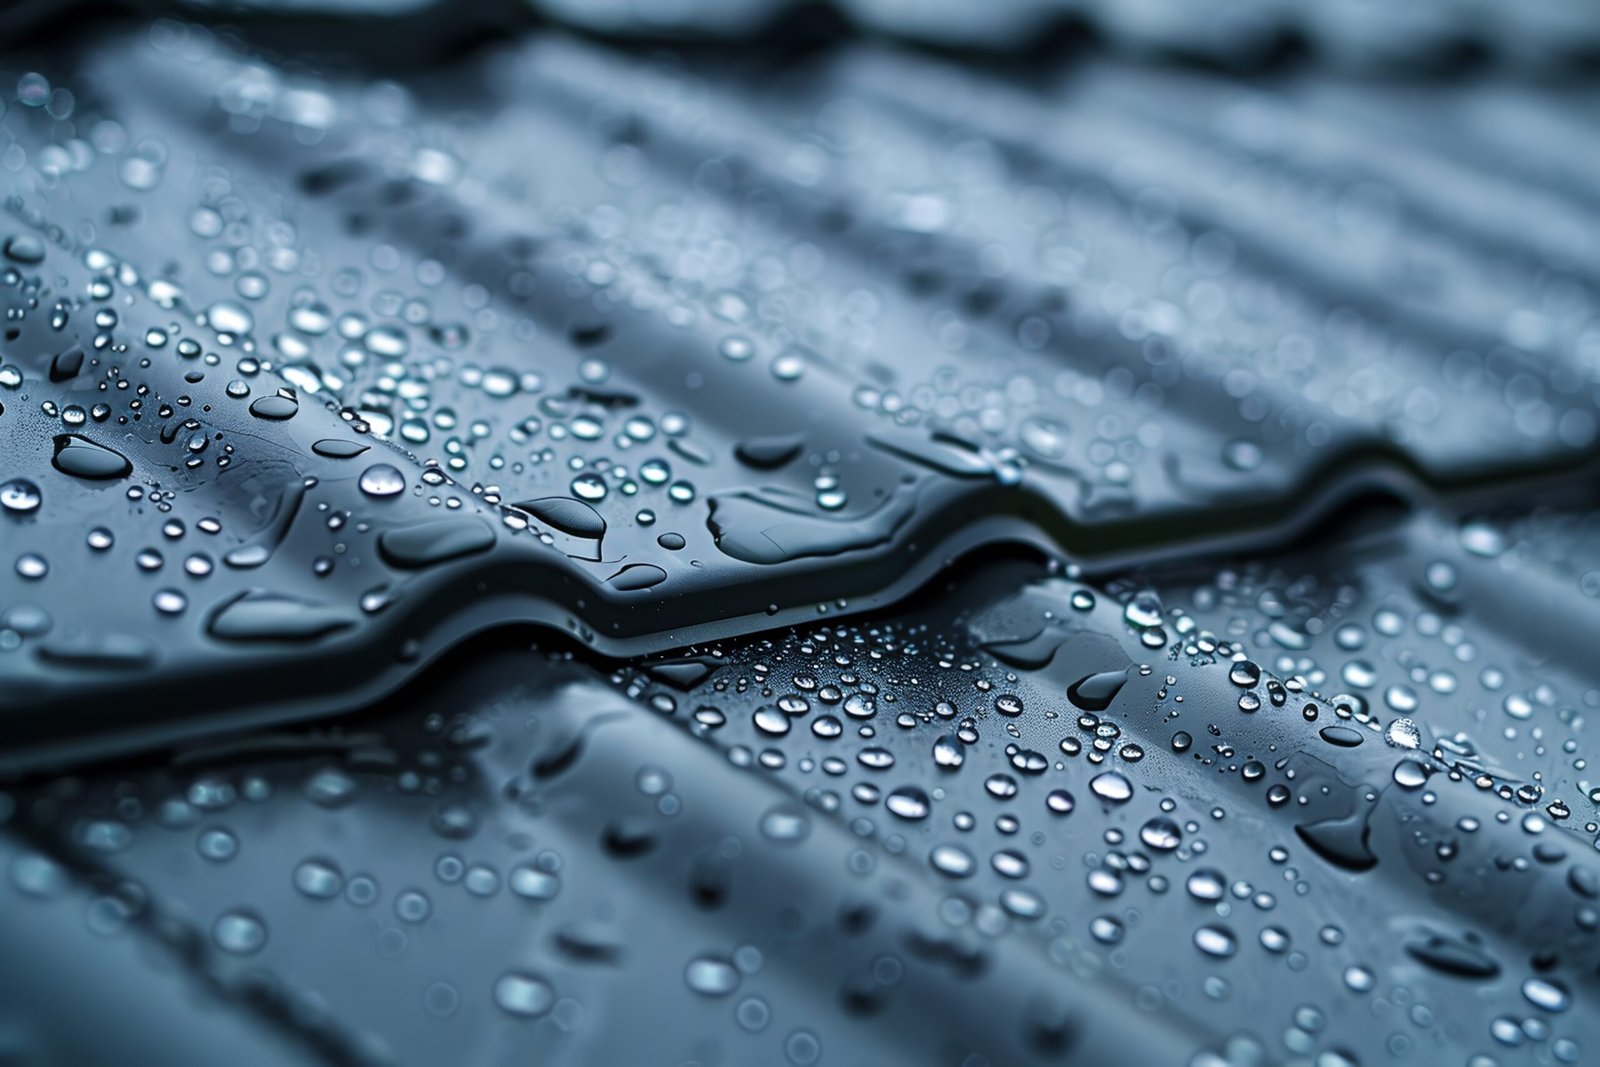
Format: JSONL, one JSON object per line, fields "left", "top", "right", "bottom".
{"left": 1, "top": 5, "right": 1598, "bottom": 1065}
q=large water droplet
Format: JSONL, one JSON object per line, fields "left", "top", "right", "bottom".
{"left": 208, "top": 591, "right": 356, "bottom": 643}
{"left": 608, "top": 563, "right": 668, "bottom": 591}
{"left": 1139, "top": 816, "right": 1182, "bottom": 851}
{"left": 311, "top": 439, "right": 370, "bottom": 459}
{"left": 932, "top": 734, "right": 965, "bottom": 769}
{"left": 518, "top": 496, "right": 606, "bottom": 540}
{"left": 735, "top": 434, "right": 805, "bottom": 470}
{"left": 52, "top": 434, "right": 131, "bottom": 480}
{"left": 379, "top": 518, "right": 496, "bottom": 569}
{"left": 359, "top": 464, "right": 405, "bottom": 498}
{"left": 248, "top": 390, "right": 299, "bottom": 420}
{"left": 1068, "top": 669, "right": 1129, "bottom": 712}
{"left": 1296, "top": 809, "right": 1378, "bottom": 872}
{"left": 1404, "top": 930, "right": 1499, "bottom": 979}
{"left": 4, "top": 234, "right": 46, "bottom": 264}
{"left": 1523, "top": 977, "right": 1570, "bottom": 1013}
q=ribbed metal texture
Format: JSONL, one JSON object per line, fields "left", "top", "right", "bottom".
{"left": 1, "top": 6, "right": 1597, "bottom": 1066}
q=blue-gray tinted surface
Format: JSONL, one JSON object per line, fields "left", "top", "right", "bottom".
{"left": 1, "top": 3, "right": 1599, "bottom": 1065}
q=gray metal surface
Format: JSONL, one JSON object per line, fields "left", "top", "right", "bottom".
{"left": 1, "top": 6, "right": 1598, "bottom": 1066}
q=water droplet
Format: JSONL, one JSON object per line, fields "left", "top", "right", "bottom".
{"left": 1068, "top": 669, "right": 1129, "bottom": 712}
{"left": 197, "top": 827, "right": 238, "bottom": 862}
{"left": 1186, "top": 869, "right": 1225, "bottom": 901}
{"left": 608, "top": 563, "right": 668, "bottom": 591}
{"left": 1384, "top": 718, "right": 1422, "bottom": 749}
{"left": 1523, "top": 977, "right": 1570, "bottom": 1013}
{"left": 1228, "top": 661, "right": 1261, "bottom": 687}
{"left": 753, "top": 706, "right": 790, "bottom": 736}
{"left": 1392, "top": 759, "right": 1430, "bottom": 789}
{"left": 208, "top": 591, "right": 355, "bottom": 643}
{"left": 1459, "top": 520, "right": 1505, "bottom": 558}
{"left": 213, "top": 910, "right": 267, "bottom": 955}
{"left": 358, "top": 464, "right": 405, "bottom": 498}
{"left": 510, "top": 865, "right": 561, "bottom": 901}
{"left": 1194, "top": 925, "right": 1237, "bottom": 958}
{"left": 759, "top": 805, "right": 810, "bottom": 843}
{"left": 932, "top": 734, "right": 964, "bottom": 769}
{"left": 0, "top": 479, "right": 41, "bottom": 514}
{"left": 311, "top": 439, "right": 370, "bottom": 459}
{"left": 1090, "top": 771, "right": 1133, "bottom": 804}
{"left": 885, "top": 786, "right": 930, "bottom": 821}
{"left": 206, "top": 301, "right": 254, "bottom": 337}
{"left": 1139, "top": 816, "right": 1182, "bottom": 851}
{"left": 4, "top": 234, "right": 46, "bottom": 264}
{"left": 1123, "top": 590, "right": 1163, "bottom": 628}
{"left": 494, "top": 972, "right": 555, "bottom": 1018}
{"left": 52, "top": 434, "right": 131, "bottom": 480}
{"left": 395, "top": 889, "right": 432, "bottom": 923}
{"left": 248, "top": 390, "right": 299, "bottom": 420}
{"left": 685, "top": 957, "right": 741, "bottom": 997}
{"left": 735, "top": 434, "right": 805, "bottom": 470}
{"left": 1297, "top": 809, "right": 1378, "bottom": 872}
{"left": 1343, "top": 965, "right": 1376, "bottom": 993}
{"left": 1319, "top": 725, "right": 1365, "bottom": 748}
{"left": 294, "top": 858, "right": 344, "bottom": 899}
{"left": 1404, "top": 930, "right": 1499, "bottom": 979}
{"left": 570, "top": 473, "right": 608, "bottom": 502}
{"left": 379, "top": 518, "right": 496, "bottom": 569}
{"left": 992, "top": 850, "right": 1029, "bottom": 878}
{"left": 930, "top": 844, "right": 975, "bottom": 878}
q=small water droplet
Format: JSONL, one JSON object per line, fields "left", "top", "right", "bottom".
{"left": 0, "top": 479, "right": 41, "bottom": 514}
{"left": 494, "top": 972, "right": 555, "bottom": 1018}
{"left": 213, "top": 910, "right": 267, "bottom": 955}
{"left": 685, "top": 957, "right": 741, "bottom": 997}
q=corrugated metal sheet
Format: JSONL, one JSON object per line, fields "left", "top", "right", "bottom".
{"left": 1, "top": 6, "right": 1598, "bottom": 1066}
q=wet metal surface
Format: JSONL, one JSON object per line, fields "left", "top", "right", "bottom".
{"left": 1, "top": 5, "right": 1599, "bottom": 1066}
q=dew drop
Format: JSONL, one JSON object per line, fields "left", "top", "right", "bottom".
{"left": 358, "top": 464, "right": 405, "bottom": 498}
{"left": 885, "top": 786, "right": 931, "bottom": 821}
{"left": 1090, "top": 771, "right": 1133, "bottom": 804}
{"left": 685, "top": 957, "right": 741, "bottom": 997}
{"left": 1194, "top": 925, "right": 1237, "bottom": 958}
{"left": 0, "top": 479, "right": 41, "bottom": 515}
{"left": 213, "top": 910, "right": 267, "bottom": 955}
{"left": 494, "top": 972, "right": 555, "bottom": 1018}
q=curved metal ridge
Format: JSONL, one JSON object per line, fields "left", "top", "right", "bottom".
{"left": 3, "top": 28, "right": 1599, "bottom": 769}
{"left": 6, "top": 498, "right": 1599, "bottom": 1065}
